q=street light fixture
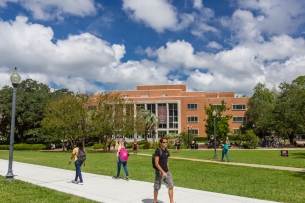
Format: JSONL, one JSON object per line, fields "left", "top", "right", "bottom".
{"left": 212, "top": 110, "right": 218, "bottom": 159}
{"left": 187, "top": 125, "right": 192, "bottom": 149}
{"left": 4, "top": 68, "right": 21, "bottom": 182}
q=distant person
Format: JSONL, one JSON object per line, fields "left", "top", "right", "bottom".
{"left": 221, "top": 141, "right": 230, "bottom": 162}
{"left": 62, "top": 142, "right": 66, "bottom": 151}
{"left": 113, "top": 140, "right": 129, "bottom": 180}
{"left": 68, "top": 141, "right": 86, "bottom": 185}
{"left": 133, "top": 139, "right": 138, "bottom": 154}
{"left": 176, "top": 140, "right": 180, "bottom": 152}
{"left": 50, "top": 143, "right": 55, "bottom": 150}
{"left": 153, "top": 137, "right": 174, "bottom": 203}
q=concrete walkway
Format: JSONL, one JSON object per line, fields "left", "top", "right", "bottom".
{"left": 0, "top": 159, "right": 279, "bottom": 203}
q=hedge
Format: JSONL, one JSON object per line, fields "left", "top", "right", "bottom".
{"left": 0, "top": 144, "right": 46, "bottom": 150}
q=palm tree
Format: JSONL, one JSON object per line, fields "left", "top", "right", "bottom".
{"left": 136, "top": 109, "right": 158, "bottom": 141}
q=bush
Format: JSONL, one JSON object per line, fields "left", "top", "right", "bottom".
{"left": 126, "top": 142, "right": 132, "bottom": 148}
{"left": 0, "top": 144, "right": 46, "bottom": 150}
{"left": 142, "top": 141, "right": 151, "bottom": 149}
{"left": 137, "top": 140, "right": 145, "bottom": 145}
{"left": 194, "top": 137, "right": 208, "bottom": 142}
{"left": 93, "top": 143, "right": 103, "bottom": 149}
{"left": 242, "top": 142, "right": 250, "bottom": 149}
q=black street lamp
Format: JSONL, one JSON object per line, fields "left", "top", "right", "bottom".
{"left": 212, "top": 110, "right": 218, "bottom": 159}
{"left": 4, "top": 68, "right": 21, "bottom": 182}
{"left": 187, "top": 125, "right": 192, "bottom": 149}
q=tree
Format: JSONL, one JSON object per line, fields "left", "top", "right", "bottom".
{"left": 135, "top": 109, "right": 158, "bottom": 141}
{"left": 0, "top": 79, "right": 53, "bottom": 143}
{"left": 274, "top": 81, "right": 305, "bottom": 144}
{"left": 42, "top": 92, "right": 92, "bottom": 147}
{"left": 204, "top": 100, "right": 232, "bottom": 140}
{"left": 245, "top": 83, "right": 276, "bottom": 138}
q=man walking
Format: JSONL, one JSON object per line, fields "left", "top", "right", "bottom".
{"left": 153, "top": 137, "right": 174, "bottom": 203}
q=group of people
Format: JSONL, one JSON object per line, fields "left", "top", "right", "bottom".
{"left": 68, "top": 137, "right": 174, "bottom": 203}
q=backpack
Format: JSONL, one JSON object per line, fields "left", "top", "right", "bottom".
{"left": 77, "top": 148, "right": 86, "bottom": 162}
{"left": 152, "top": 148, "right": 162, "bottom": 169}
{"left": 119, "top": 148, "right": 129, "bottom": 162}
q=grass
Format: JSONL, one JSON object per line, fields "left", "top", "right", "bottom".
{"left": 138, "top": 148, "right": 305, "bottom": 168}
{"left": 1, "top": 149, "right": 305, "bottom": 203}
{"left": 0, "top": 175, "right": 99, "bottom": 203}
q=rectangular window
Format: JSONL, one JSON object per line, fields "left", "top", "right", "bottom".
{"left": 168, "top": 103, "right": 178, "bottom": 129}
{"left": 190, "top": 129, "right": 199, "bottom": 135}
{"left": 147, "top": 104, "right": 156, "bottom": 114}
{"left": 187, "top": 116, "right": 198, "bottom": 122}
{"left": 140, "top": 94, "right": 148, "bottom": 97}
{"left": 233, "top": 117, "right": 246, "bottom": 122}
{"left": 162, "top": 94, "right": 168, "bottom": 97}
{"left": 187, "top": 103, "right": 198, "bottom": 110}
{"left": 136, "top": 104, "right": 145, "bottom": 110}
{"left": 122, "top": 95, "right": 129, "bottom": 98}
{"left": 213, "top": 104, "right": 226, "bottom": 110}
{"left": 233, "top": 128, "right": 241, "bottom": 135}
{"left": 232, "top": 104, "right": 246, "bottom": 110}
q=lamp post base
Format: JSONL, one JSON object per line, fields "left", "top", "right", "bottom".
{"left": 213, "top": 153, "right": 218, "bottom": 159}
{"left": 4, "top": 171, "right": 15, "bottom": 182}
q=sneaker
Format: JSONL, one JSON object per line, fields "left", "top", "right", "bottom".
{"left": 125, "top": 177, "right": 129, "bottom": 181}
{"left": 71, "top": 180, "right": 78, "bottom": 184}
{"left": 112, "top": 176, "right": 118, "bottom": 179}
{"left": 79, "top": 182, "right": 83, "bottom": 185}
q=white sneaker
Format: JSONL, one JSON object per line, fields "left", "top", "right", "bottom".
{"left": 79, "top": 182, "right": 83, "bottom": 185}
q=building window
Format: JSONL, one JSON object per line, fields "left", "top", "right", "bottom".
{"left": 147, "top": 103, "right": 156, "bottom": 114}
{"left": 136, "top": 104, "right": 145, "bottom": 110}
{"left": 233, "top": 128, "right": 241, "bottom": 135}
{"left": 213, "top": 104, "right": 226, "bottom": 110}
{"left": 187, "top": 103, "right": 198, "bottom": 110}
{"left": 187, "top": 116, "right": 198, "bottom": 122}
{"left": 190, "top": 129, "right": 199, "bottom": 135}
{"left": 162, "top": 94, "right": 168, "bottom": 97}
{"left": 232, "top": 104, "right": 246, "bottom": 110}
{"left": 169, "top": 103, "right": 178, "bottom": 129}
{"left": 140, "top": 94, "right": 148, "bottom": 97}
{"left": 122, "top": 95, "right": 129, "bottom": 98}
{"left": 233, "top": 117, "right": 246, "bottom": 122}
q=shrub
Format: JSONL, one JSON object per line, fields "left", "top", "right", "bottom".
{"left": 142, "top": 141, "right": 151, "bottom": 149}
{"left": 93, "top": 143, "right": 103, "bottom": 149}
{"left": 137, "top": 140, "right": 145, "bottom": 145}
{"left": 194, "top": 137, "right": 208, "bottom": 142}
{"left": 0, "top": 144, "right": 46, "bottom": 150}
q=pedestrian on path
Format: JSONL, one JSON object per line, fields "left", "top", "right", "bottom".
{"left": 68, "top": 141, "right": 86, "bottom": 185}
{"left": 221, "top": 141, "right": 230, "bottom": 162}
{"left": 153, "top": 137, "right": 174, "bottom": 203}
{"left": 133, "top": 139, "right": 138, "bottom": 154}
{"left": 113, "top": 140, "right": 129, "bottom": 180}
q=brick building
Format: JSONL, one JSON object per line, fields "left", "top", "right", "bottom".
{"left": 113, "top": 84, "right": 248, "bottom": 138}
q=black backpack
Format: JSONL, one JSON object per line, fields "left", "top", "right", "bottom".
{"left": 152, "top": 148, "right": 162, "bottom": 169}
{"left": 77, "top": 148, "right": 86, "bottom": 162}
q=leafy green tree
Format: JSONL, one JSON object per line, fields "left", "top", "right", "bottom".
{"left": 245, "top": 83, "right": 277, "bottom": 138}
{"left": 135, "top": 109, "right": 158, "bottom": 141}
{"left": 0, "top": 79, "right": 54, "bottom": 143}
{"left": 274, "top": 81, "right": 305, "bottom": 144}
{"left": 204, "top": 100, "right": 232, "bottom": 140}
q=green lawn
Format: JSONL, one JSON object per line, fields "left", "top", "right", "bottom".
{"left": 0, "top": 175, "right": 99, "bottom": 203}
{"left": 138, "top": 148, "right": 305, "bottom": 168}
{"left": 1, "top": 150, "right": 305, "bottom": 203}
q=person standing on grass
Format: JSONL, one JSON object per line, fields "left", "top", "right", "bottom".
{"left": 68, "top": 141, "right": 86, "bottom": 185}
{"left": 133, "top": 139, "right": 138, "bottom": 154}
{"left": 221, "top": 141, "right": 230, "bottom": 162}
{"left": 113, "top": 141, "right": 129, "bottom": 180}
{"left": 153, "top": 137, "right": 174, "bottom": 203}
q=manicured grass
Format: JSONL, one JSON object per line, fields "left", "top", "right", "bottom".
{"left": 1, "top": 150, "right": 305, "bottom": 203}
{"left": 138, "top": 148, "right": 305, "bottom": 168}
{"left": 0, "top": 175, "right": 99, "bottom": 203}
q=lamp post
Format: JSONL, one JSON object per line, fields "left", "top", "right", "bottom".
{"left": 212, "top": 110, "right": 218, "bottom": 159}
{"left": 4, "top": 68, "right": 21, "bottom": 182}
{"left": 187, "top": 125, "right": 192, "bottom": 149}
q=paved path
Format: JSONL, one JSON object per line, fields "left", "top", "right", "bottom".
{"left": 0, "top": 159, "right": 280, "bottom": 203}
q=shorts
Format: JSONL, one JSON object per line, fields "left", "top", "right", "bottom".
{"left": 133, "top": 147, "right": 138, "bottom": 150}
{"left": 153, "top": 170, "right": 174, "bottom": 190}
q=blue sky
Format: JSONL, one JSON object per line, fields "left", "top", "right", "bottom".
{"left": 0, "top": 0, "right": 305, "bottom": 96}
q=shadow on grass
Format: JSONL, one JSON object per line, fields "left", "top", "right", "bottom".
{"left": 288, "top": 152, "right": 305, "bottom": 159}
{"left": 292, "top": 171, "right": 305, "bottom": 180}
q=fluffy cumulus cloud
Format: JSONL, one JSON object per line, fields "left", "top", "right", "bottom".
{"left": 122, "top": 0, "right": 193, "bottom": 32}
{"left": 0, "top": 0, "right": 96, "bottom": 20}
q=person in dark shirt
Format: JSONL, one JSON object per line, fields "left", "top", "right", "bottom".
{"left": 153, "top": 137, "right": 174, "bottom": 203}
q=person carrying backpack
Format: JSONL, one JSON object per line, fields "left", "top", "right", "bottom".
{"left": 68, "top": 141, "right": 86, "bottom": 185}
{"left": 153, "top": 137, "right": 174, "bottom": 203}
{"left": 113, "top": 140, "right": 129, "bottom": 181}
{"left": 221, "top": 141, "right": 230, "bottom": 162}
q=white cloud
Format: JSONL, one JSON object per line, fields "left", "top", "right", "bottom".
{"left": 206, "top": 41, "right": 223, "bottom": 50}
{"left": 122, "top": 0, "right": 193, "bottom": 32}
{"left": 0, "top": 0, "right": 96, "bottom": 20}
{"left": 193, "top": 0, "right": 203, "bottom": 9}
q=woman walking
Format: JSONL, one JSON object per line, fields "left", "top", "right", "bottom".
{"left": 113, "top": 141, "right": 129, "bottom": 180}
{"left": 221, "top": 141, "right": 230, "bottom": 162}
{"left": 69, "top": 141, "right": 86, "bottom": 185}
